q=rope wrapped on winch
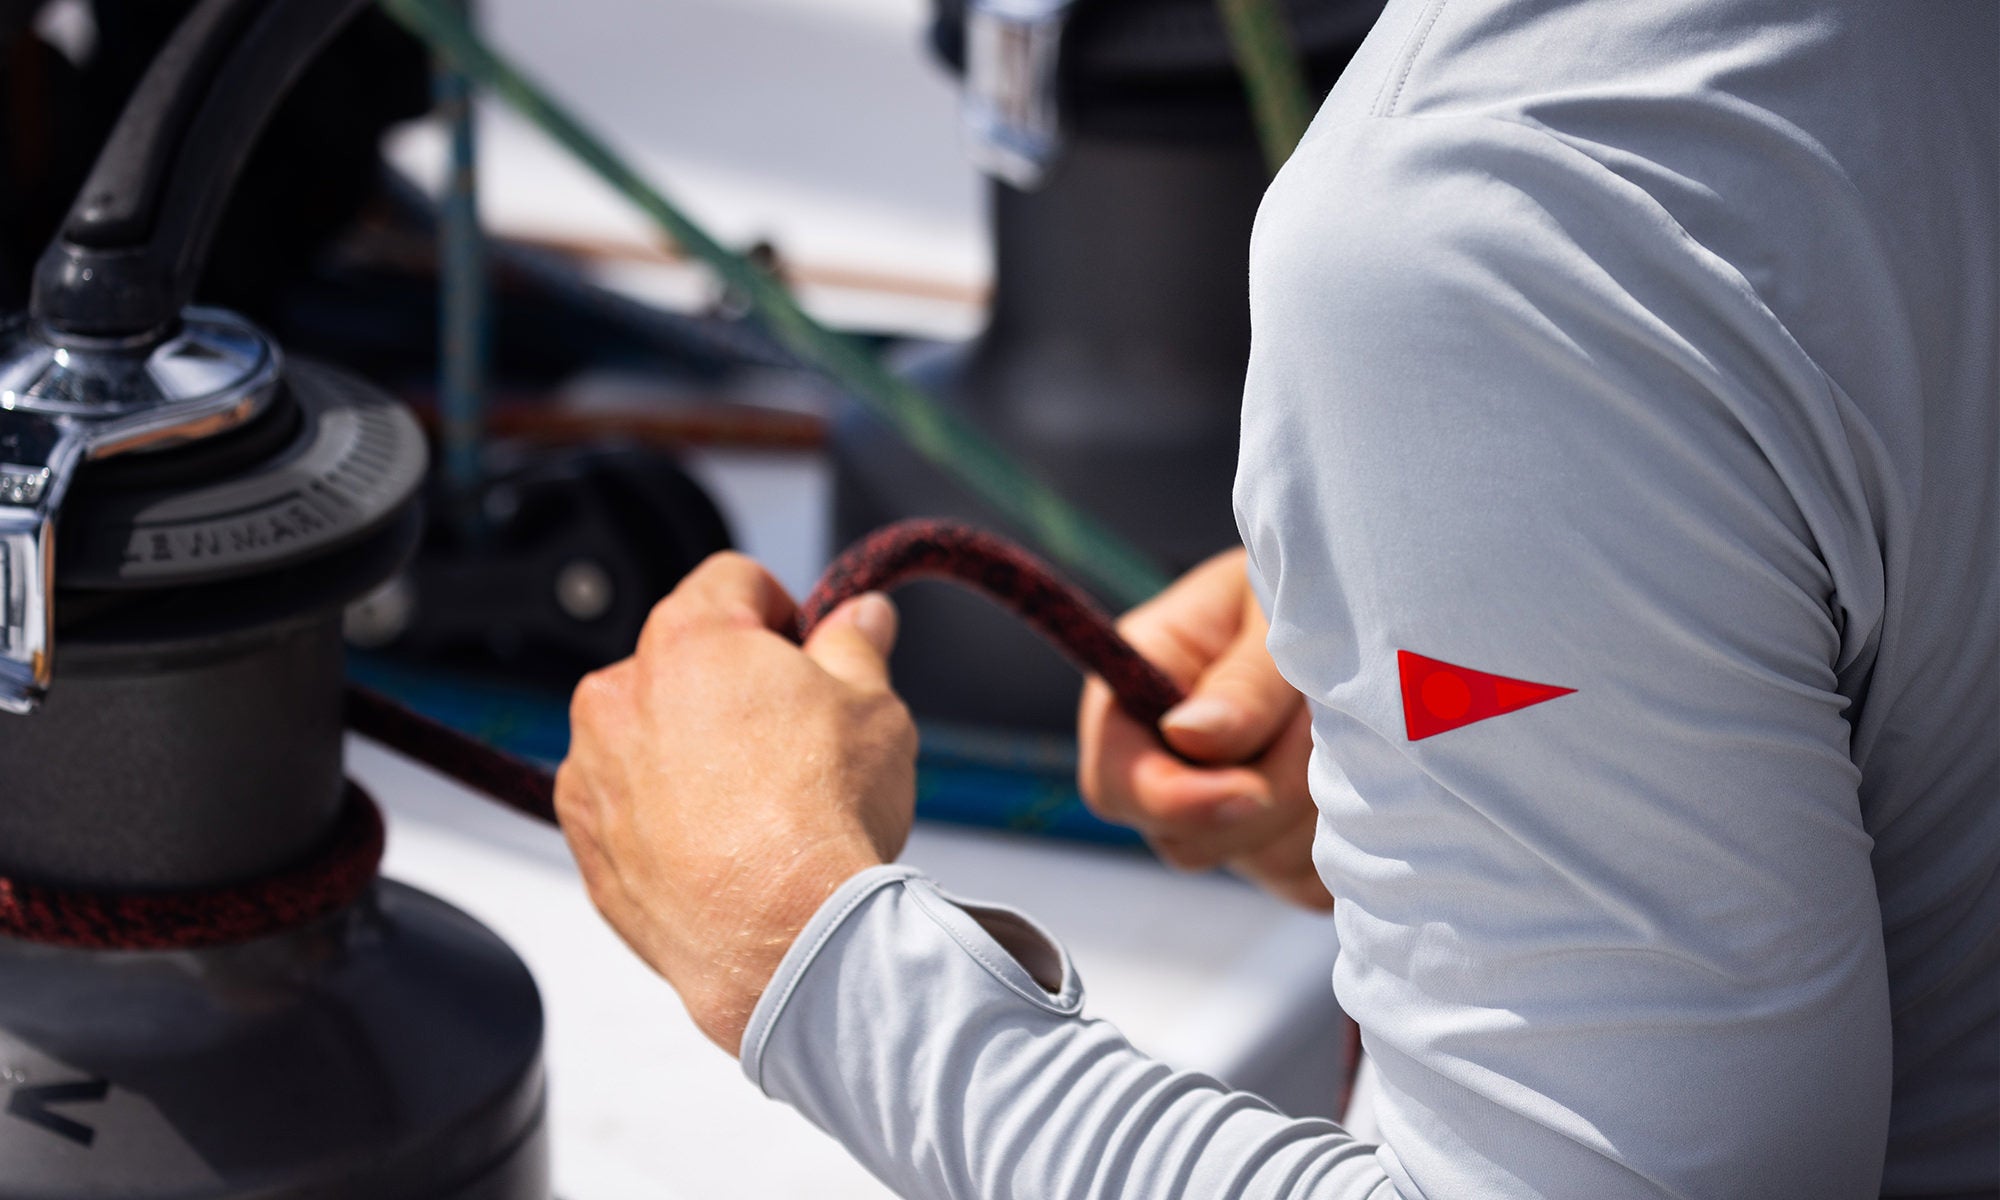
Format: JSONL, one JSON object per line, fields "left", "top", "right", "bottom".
{"left": 0, "top": 520, "right": 1184, "bottom": 950}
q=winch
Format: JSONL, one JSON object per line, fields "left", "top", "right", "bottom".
{"left": 833, "top": 0, "right": 1381, "bottom": 732}
{"left": 0, "top": 0, "right": 548, "bottom": 1195}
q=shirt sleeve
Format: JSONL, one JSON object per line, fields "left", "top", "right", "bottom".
{"left": 742, "top": 864, "right": 1402, "bottom": 1199}
{"left": 1234, "top": 111, "right": 1891, "bottom": 1198}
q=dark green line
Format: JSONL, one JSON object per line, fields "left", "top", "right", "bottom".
{"left": 379, "top": 0, "right": 1171, "bottom": 607}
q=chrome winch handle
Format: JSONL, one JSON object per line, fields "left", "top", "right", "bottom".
{"left": 0, "top": 316, "right": 280, "bottom": 714}
{"left": 0, "top": 412, "right": 83, "bottom": 714}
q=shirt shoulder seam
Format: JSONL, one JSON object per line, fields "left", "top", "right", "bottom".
{"left": 1375, "top": 0, "right": 1454, "bottom": 118}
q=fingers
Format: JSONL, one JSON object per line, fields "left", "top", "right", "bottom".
{"left": 638, "top": 556, "right": 898, "bottom": 699}
{"left": 1083, "top": 671, "right": 1325, "bottom": 907}
{"left": 640, "top": 552, "right": 798, "bottom": 656}
{"left": 561, "top": 663, "right": 633, "bottom": 804}
{"left": 558, "top": 663, "right": 640, "bottom": 874}
{"left": 1112, "top": 547, "right": 1257, "bottom": 684}
{"left": 1082, "top": 682, "right": 1294, "bottom": 830}
{"left": 1150, "top": 791, "right": 1332, "bottom": 912}
{"left": 1158, "top": 603, "right": 1297, "bottom": 765}
{"left": 1084, "top": 702, "right": 1242, "bottom": 821}
{"left": 1079, "top": 547, "right": 1256, "bottom": 822}
{"left": 1099, "top": 542, "right": 1303, "bottom": 768}
{"left": 1081, "top": 592, "right": 1307, "bottom": 833}
{"left": 802, "top": 592, "right": 898, "bottom": 693}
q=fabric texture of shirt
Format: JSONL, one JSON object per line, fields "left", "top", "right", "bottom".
{"left": 742, "top": 2, "right": 2000, "bottom": 1196}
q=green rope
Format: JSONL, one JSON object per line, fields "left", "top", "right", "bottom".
{"left": 379, "top": 0, "right": 1171, "bottom": 607}
{"left": 1215, "top": 0, "right": 1315, "bottom": 173}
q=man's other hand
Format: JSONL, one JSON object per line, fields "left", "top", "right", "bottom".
{"left": 556, "top": 552, "right": 917, "bottom": 1054}
{"left": 1077, "top": 548, "right": 1329, "bottom": 910}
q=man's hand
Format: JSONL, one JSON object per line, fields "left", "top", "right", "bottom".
{"left": 1077, "top": 548, "right": 1329, "bottom": 910}
{"left": 556, "top": 552, "right": 917, "bottom": 1054}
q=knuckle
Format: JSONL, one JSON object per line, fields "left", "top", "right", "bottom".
{"left": 871, "top": 694, "right": 919, "bottom": 753}
{"left": 1079, "top": 753, "right": 1159, "bottom": 828}
{"left": 637, "top": 594, "right": 690, "bottom": 651}
{"left": 1113, "top": 605, "right": 1159, "bottom": 641}
{"left": 1129, "top": 782, "right": 1204, "bottom": 830}
{"left": 695, "top": 551, "right": 776, "bottom": 601}
{"left": 687, "top": 549, "right": 755, "bottom": 584}
{"left": 1076, "top": 677, "right": 1110, "bottom": 724}
{"left": 1074, "top": 772, "right": 1108, "bottom": 813}
{"left": 569, "top": 670, "right": 608, "bottom": 722}
{"left": 1216, "top": 667, "right": 1294, "bottom": 720}
{"left": 1074, "top": 767, "right": 1102, "bottom": 808}
{"left": 570, "top": 664, "right": 627, "bottom": 721}
{"left": 551, "top": 760, "right": 589, "bottom": 825}
{"left": 1077, "top": 771, "right": 1134, "bottom": 823}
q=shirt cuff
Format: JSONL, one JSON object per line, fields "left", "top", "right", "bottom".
{"left": 738, "top": 862, "right": 1084, "bottom": 1096}
{"left": 732, "top": 862, "right": 1396, "bottom": 1199}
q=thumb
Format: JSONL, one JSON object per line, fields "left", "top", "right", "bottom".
{"left": 803, "top": 592, "right": 898, "bottom": 692}
{"left": 1158, "top": 626, "right": 1298, "bottom": 764}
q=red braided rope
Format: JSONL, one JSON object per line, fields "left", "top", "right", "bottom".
{"left": 356, "top": 518, "right": 1184, "bottom": 825}
{"left": 799, "top": 519, "right": 1186, "bottom": 727}
{"left": 0, "top": 785, "right": 384, "bottom": 951}
{"left": 1, "top": 520, "right": 1176, "bottom": 950}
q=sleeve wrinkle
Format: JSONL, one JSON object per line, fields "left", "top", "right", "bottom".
{"left": 746, "top": 867, "right": 1406, "bottom": 1199}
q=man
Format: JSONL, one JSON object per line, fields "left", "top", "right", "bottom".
{"left": 554, "top": 1, "right": 1997, "bottom": 1194}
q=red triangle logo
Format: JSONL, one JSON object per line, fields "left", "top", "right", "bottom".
{"left": 1398, "top": 650, "right": 1574, "bottom": 741}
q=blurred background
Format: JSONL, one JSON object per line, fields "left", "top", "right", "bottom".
{"left": 3, "top": 0, "right": 1378, "bottom": 806}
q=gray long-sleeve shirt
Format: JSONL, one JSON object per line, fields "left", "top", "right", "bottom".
{"left": 741, "top": 2, "right": 2000, "bottom": 1195}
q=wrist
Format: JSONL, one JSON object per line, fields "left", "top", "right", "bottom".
{"left": 689, "top": 837, "right": 883, "bottom": 1053}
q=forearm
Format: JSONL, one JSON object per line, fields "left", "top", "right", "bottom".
{"left": 743, "top": 866, "right": 1398, "bottom": 1200}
